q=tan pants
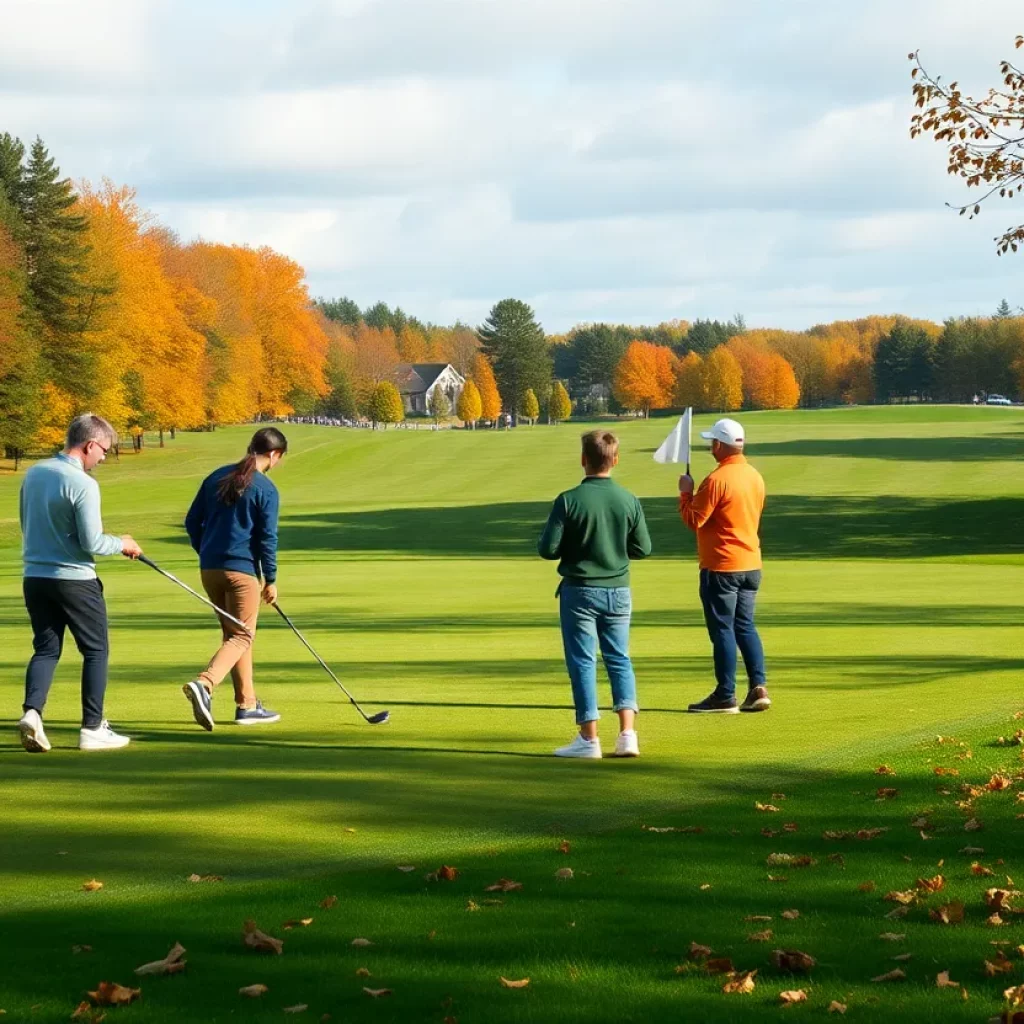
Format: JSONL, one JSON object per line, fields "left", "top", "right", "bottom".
{"left": 197, "top": 570, "right": 261, "bottom": 709}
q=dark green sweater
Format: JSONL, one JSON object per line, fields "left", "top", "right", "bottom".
{"left": 537, "top": 476, "right": 652, "bottom": 587}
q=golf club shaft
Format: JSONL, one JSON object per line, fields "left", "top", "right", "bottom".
{"left": 272, "top": 602, "right": 371, "bottom": 722}
{"left": 138, "top": 555, "right": 252, "bottom": 634}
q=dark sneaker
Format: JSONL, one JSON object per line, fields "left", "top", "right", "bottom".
{"left": 740, "top": 686, "right": 772, "bottom": 713}
{"left": 688, "top": 694, "right": 740, "bottom": 714}
{"left": 183, "top": 681, "right": 214, "bottom": 731}
{"left": 234, "top": 700, "right": 281, "bottom": 726}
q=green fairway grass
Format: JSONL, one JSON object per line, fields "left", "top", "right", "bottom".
{"left": 1, "top": 406, "right": 1023, "bottom": 1023}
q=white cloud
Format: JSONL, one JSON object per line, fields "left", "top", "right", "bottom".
{"left": 2, "top": 0, "right": 1023, "bottom": 330}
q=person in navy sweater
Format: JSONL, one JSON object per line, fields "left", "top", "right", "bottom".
{"left": 182, "top": 427, "right": 287, "bottom": 729}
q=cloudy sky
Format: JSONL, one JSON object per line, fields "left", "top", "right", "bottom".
{"left": 3, "top": 0, "right": 1022, "bottom": 331}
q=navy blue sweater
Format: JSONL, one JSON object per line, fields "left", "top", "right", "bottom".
{"left": 184, "top": 466, "right": 280, "bottom": 583}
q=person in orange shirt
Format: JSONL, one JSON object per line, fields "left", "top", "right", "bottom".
{"left": 678, "top": 417, "right": 770, "bottom": 714}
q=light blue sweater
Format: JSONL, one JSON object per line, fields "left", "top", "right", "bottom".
{"left": 20, "top": 454, "right": 123, "bottom": 580}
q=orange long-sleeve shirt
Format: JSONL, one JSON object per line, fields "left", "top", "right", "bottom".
{"left": 679, "top": 453, "right": 765, "bottom": 572}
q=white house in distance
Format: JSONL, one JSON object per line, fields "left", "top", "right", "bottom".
{"left": 393, "top": 363, "right": 466, "bottom": 415}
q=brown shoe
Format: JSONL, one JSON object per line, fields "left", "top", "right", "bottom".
{"left": 740, "top": 686, "right": 771, "bottom": 713}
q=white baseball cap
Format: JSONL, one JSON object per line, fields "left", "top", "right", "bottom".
{"left": 700, "top": 418, "right": 745, "bottom": 446}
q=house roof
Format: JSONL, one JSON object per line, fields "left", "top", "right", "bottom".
{"left": 392, "top": 363, "right": 460, "bottom": 395}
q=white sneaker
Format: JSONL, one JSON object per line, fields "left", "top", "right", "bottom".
{"left": 79, "top": 720, "right": 131, "bottom": 751}
{"left": 613, "top": 730, "right": 640, "bottom": 758}
{"left": 554, "top": 734, "right": 602, "bottom": 759}
{"left": 19, "top": 709, "right": 51, "bottom": 753}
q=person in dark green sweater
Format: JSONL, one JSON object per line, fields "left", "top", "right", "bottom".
{"left": 538, "top": 430, "right": 652, "bottom": 758}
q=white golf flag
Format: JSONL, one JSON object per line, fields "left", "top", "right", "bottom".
{"left": 652, "top": 408, "right": 691, "bottom": 465}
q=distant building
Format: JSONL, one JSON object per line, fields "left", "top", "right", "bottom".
{"left": 393, "top": 363, "right": 466, "bottom": 415}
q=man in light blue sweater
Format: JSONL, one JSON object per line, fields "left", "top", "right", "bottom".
{"left": 17, "top": 414, "right": 143, "bottom": 753}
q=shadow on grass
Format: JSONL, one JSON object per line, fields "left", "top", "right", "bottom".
{"left": 2, "top": 724, "right": 1024, "bottom": 1022}
{"left": 255, "top": 495, "right": 1024, "bottom": 561}
{"left": 750, "top": 433, "right": 1024, "bottom": 462}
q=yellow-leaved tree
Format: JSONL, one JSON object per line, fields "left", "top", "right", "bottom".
{"left": 472, "top": 352, "right": 502, "bottom": 425}
{"left": 548, "top": 381, "right": 572, "bottom": 423}
{"left": 520, "top": 387, "right": 540, "bottom": 425}
{"left": 674, "top": 351, "right": 705, "bottom": 409}
{"left": 456, "top": 378, "right": 482, "bottom": 427}
{"left": 701, "top": 346, "right": 743, "bottom": 412}
{"left": 369, "top": 380, "right": 404, "bottom": 429}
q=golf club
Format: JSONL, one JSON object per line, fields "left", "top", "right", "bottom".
{"left": 138, "top": 555, "right": 252, "bottom": 634}
{"left": 272, "top": 602, "right": 390, "bottom": 725}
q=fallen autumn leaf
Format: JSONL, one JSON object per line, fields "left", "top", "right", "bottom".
{"left": 499, "top": 978, "right": 529, "bottom": 989}
{"left": 239, "top": 984, "right": 268, "bottom": 998}
{"left": 779, "top": 990, "right": 807, "bottom": 1006}
{"left": 242, "top": 920, "right": 283, "bottom": 955}
{"left": 87, "top": 983, "right": 140, "bottom": 1006}
{"left": 134, "top": 942, "right": 186, "bottom": 977}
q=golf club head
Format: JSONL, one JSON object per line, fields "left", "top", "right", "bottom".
{"left": 367, "top": 710, "right": 390, "bottom": 725}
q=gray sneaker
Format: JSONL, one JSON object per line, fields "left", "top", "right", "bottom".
{"left": 688, "top": 694, "right": 740, "bottom": 714}
{"left": 234, "top": 700, "right": 280, "bottom": 726}
{"left": 183, "top": 681, "right": 214, "bottom": 731}
{"left": 740, "top": 686, "right": 772, "bottom": 713}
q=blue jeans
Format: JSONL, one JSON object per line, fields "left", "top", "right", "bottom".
{"left": 559, "top": 584, "right": 638, "bottom": 724}
{"left": 699, "top": 569, "right": 766, "bottom": 700}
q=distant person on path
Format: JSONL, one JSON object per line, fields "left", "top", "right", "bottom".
{"left": 182, "top": 427, "right": 287, "bottom": 730}
{"left": 538, "top": 430, "right": 652, "bottom": 758}
{"left": 17, "top": 414, "right": 142, "bottom": 753}
{"left": 678, "top": 417, "right": 770, "bottom": 714}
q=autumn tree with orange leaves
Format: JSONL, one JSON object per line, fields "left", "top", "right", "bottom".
{"left": 471, "top": 352, "right": 502, "bottom": 425}
{"left": 613, "top": 341, "right": 679, "bottom": 417}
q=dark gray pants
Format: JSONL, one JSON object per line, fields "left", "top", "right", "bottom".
{"left": 23, "top": 577, "right": 109, "bottom": 728}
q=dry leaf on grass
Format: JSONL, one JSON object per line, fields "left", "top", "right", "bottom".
{"left": 893, "top": 953, "right": 914, "bottom": 962}
{"left": 239, "top": 984, "right": 268, "bottom": 998}
{"left": 396, "top": 865, "right": 416, "bottom": 873}
{"left": 485, "top": 879, "right": 523, "bottom": 892}
{"left": 319, "top": 896, "right": 338, "bottom": 909}
{"left": 282, "top": 919, "right": 313, "bottom": 931}
{"left": 81, "top": 880, "right": 103, "bottom": 893}
{"left": 989, "top": 775, "right": 1013, "bottom": 792}
{"left": 783, "top": 823, "right": 799, "bottom": 833}
{"left": 884, "top": 890, "right": 918, "bottom": 905}
{"left": 910, "top": 817, "right": 931, "bottom": 829}
{"left": 779, "top": 990, "right": 807, "bottom": 1006}
{"left": 242, "top": 920, "right": 283, "bottom": 955}
{"left": 356, "top": 968, "right": 371, "bottom": 977}
{"left": 351, "top": 938, "right": 374, "bottom": 947}
{"left": 886, "top": 906, "right": 910, "bottom": 920}
{"left": 1006, "top": 984, "right": 1024, "bottom": 1005}
{"left": 555, "top": 868, "right": 574, "bottom": 880}
{"left": 363, "top": 987, "right": 392, "bottom": 998}
{"left": 756, "top": 803, "right": 781, "bottom": 813}
{"left": 781, "top": 909, "right": 801, "bottom": 920}
{"left": 934, "top": 766, "right": 959, "bottom": 777}
{"left": 426, "top": 866, "right": 459, "bottom": 882}
{"left": 705, "top": 958, "right": 735, "bottom": 975}
{"left": 134, "top": 942, "right": 186, "bottom": 977}
{"left": 876, "top": 765, "right": 896, "bottom": 776}
{"left": 986, "top": 952, "right": 1015, "bottom": 977}
{"left": 858, "top": 882, "right": 877, "bottom": 893}
{"left": 767, "top": 854, "right": 816, "bottom": 868}
{"left": 930, "top": 901, "right": 965, "bottom": 925}
{"left": 974, "top": 863, "right": 997, "bottom": 877}
{"left": 283, "top": 1005, "right": 308, "bottom": 1014}
{"left": 961, "top": 846, "right": 986, "bottom": 855}
{"left": 879, "top": 933, "right": 906, "bottom": 942}
{"left": 965, "top": 818, "right": 984, "bottom": 832}
{"left": 748, "top": 930, "right": 773, "bottom": 943}
{"left": 916, "top": 874, "right": 945, "bottom": 893}
{"left": 876, "top": 788, "right": 899, "bottom": 800}
{"left": 722, "top": 970, "right": 757, "bottom": 995}
{"left": 499, "top": 978, "right": 530, "bottom": 989}
{"left": 987, "top": 889, "right": 1020, "bottom": 911}
{"left": 871, "top": 969, "right": 906, "bottom": 983}
{"left": 937, "top": 971, "right": 960, "bottom": 988}
{"left": 689, "top": 942, "right": 712, "bottom": 960}
{"left": 70, "top": 1003, "right": 100, "bottom": 1021}
{"left": 87, "top": 983, "right": 140, "bottom": 1006}
{"left": 768, "top": 875, "right": 789, "bottom": 883}
{"left": 772, "top": 950, "right": 816, "bottom": 973}
{"left": 828, "top": 1001, "right": 847, "bottom": 1015}
{"left": 744, "top": 915, "right": 772, "bottom": 923}
{"left": 186, "top": 873, "right": 222, "bottom": 883}
{"left": 989, "top": 914, "right": 1007, "bottom": 928}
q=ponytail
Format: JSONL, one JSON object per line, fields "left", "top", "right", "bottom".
{"left": 216, "top": 427, "right": 288, "bottom": 506}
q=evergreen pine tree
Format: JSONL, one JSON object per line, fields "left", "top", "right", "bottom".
{"left": 477, "top": 298, "right": 551, "bottom": 421}
{"left": 428, "top": 383, "right": 451, "bottom": 424}
{"left": 996, "top": 298, "right": 1013, "bottom": 318}
{"left": 20, "top": 138, "right": 96, "bottom": 399}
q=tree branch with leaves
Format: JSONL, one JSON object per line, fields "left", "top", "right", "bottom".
{"left": 910, "top": 36, "right": 1024, "bottom": 253}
